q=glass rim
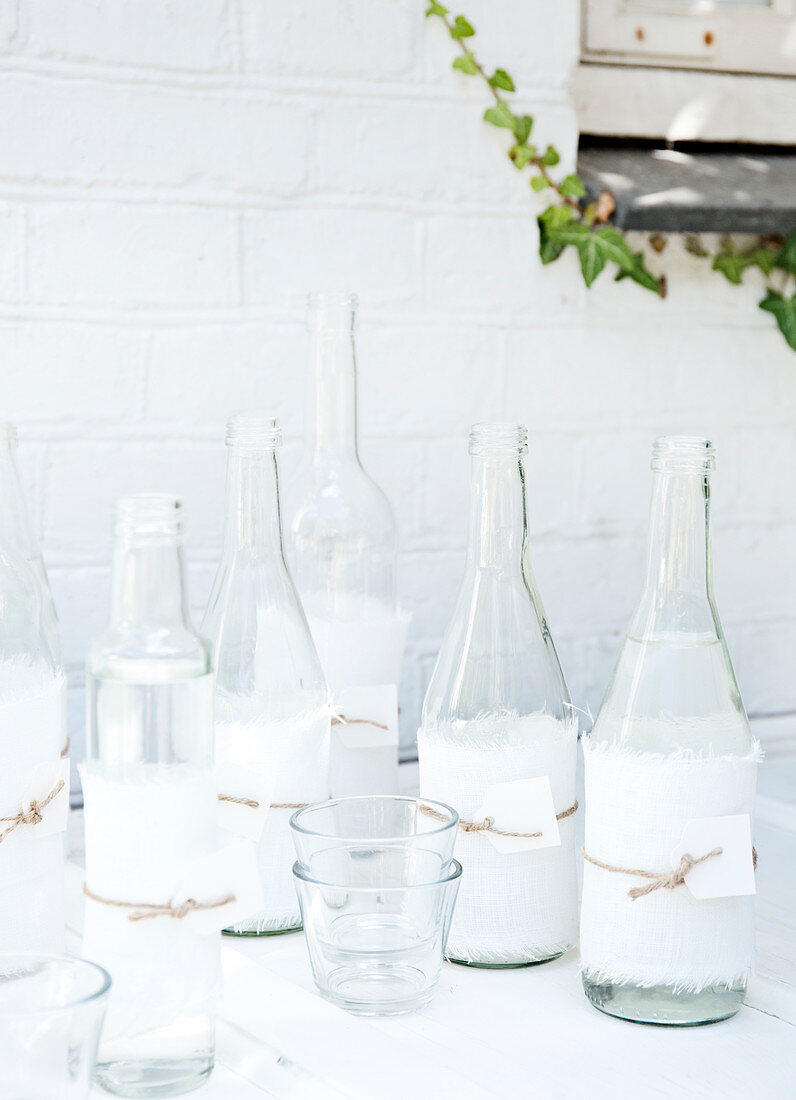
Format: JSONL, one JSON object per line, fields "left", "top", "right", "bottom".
{"left": 292, "top": 856, "right": 463, "bottom": 892}
{"left": 114, "top": 493, "right": 185, "bottom": 541}
{"left": 289, "top": 794, "right": 459, "bottom": 842}
{"left": 469, "top": 422, "right": 528, "bottom": 457}
{"left": 0, "top": 953, "right": 112, "bottom": 1017}
{"left": 652, "top": 434, "right": 715, "bottom": 472}
{"left": 225, "top": 414, "right": 281, "bottom": 449}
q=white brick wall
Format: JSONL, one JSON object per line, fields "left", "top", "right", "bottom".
{"left": 1, "top": 0, "right": 794, "bottom": 769}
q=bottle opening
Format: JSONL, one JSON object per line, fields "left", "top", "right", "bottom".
{"left": 114, "top": 494, "right": 185, "bottom": 542}
{"left": 469, "top": 423, "right": 528, "bottom": 457}
{"left": 225, "top": 415, "right": 281, "bottom": 449}
{"left": 307, "top": 292, "right": 357, "bottom": 332}
{"left": 652, "top": 435, "right": 715, "bottom": 473}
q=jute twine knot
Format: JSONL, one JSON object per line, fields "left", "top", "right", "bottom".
{"left": 217, "top": 795, "right": 317, "bottom": 811}
{"left": 83, "top": 883, "right": 236, "bottom": 923}
{"left": 581, "top": 845, "right": 758, "bottom": 900}
{"left": 0, "top": 778, "right": 65, "bottom": 844}
{"left": 421, "top": 798, "right": 578, "bottom": 839}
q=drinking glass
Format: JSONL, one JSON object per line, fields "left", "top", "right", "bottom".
{"left": 0, "top": 953, "right": 111, "bottom": 1100}
{"left": 289, "top": 795, "right": 459, "bottom": 870}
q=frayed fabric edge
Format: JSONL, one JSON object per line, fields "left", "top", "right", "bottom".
{"left": 580, "top": 963, "right": 751, "bottom": 996}
{"left": 582, "top": 736, "right": 763, "bottom": 767}
{"left": 446, "top": 938, "right": 576, "bottom": 967}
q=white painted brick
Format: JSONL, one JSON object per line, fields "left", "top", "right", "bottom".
{"left": 241, "top": 211, "right": 418, "bottom": 306}
{"left": 0, "top": 203, "right": 21, "bottom": 301}
{"left": 399, "top": 549, "right": 464, "bottom": 645}
{"left": 356, "top": 322, "right": 503, "bottom": 437}
{"left": 48, "top": 565, "right": 110, "bottom": 669}
{"left": 147, "top": 323, "right": 303, "bottom": 426}
{"left": 715, "top": 523, "right": 796, "bottom": 625}
{"left": 358, "top": 437, "right": 425, "bottom": 552}
{"left": 579, "top": 433, "right": 653, "bottom": 535}
{"left": 28, "top": 204, "right": 238, "bottom": 308}
{"left": 0, "top": 323, "right": 143, "bottom": 422}
{"left": 0, "top": 75, "right": 309, "bottom": 195}
{"left": 0, "top": 2, "right": 16, "bottom": 49}
{"left": 23, "top": 0, "right": 233, "bottom": 71}
{"left": 43, "top": 442, "right": 227, "bottom": 563}
{"left": 240, "top": 0, "right": 418, "bottom": 79}
{"left": 720, "top": 426, "right": 796, "bottom": 523}
{"left": 425, "top": 214, "right": 583, "bottom": 314}
{"left": 726, "top": 620, "right": 796, "bottom": 717}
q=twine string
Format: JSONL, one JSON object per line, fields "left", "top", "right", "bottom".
{"left": 217, "top": 795, "right": 316, "bottom": 811}
{"left": 332, "top": 713, "right": 389, "bottom": 732}
{"left": 421, "top": 798, "right": 579, "bottom": 839}
{"left": 60, "top": 738, "right": 70, "bottom": 759}
{"left": 581, "top": 845, "right": 758, "bottom": 900}
{"left": 0, "top": 779, "right": 65, "bottom": 843}
{"left": 83, "top": 883, "right": 236, "bottom": 923}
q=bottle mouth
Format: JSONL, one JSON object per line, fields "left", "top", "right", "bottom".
{"left": 469, "top": 423, "right": 528, "bottom": 457}
{"left": 114, "top": 495, "right": 185, "bottom": 542}
{"left": 225, "top": 415, "right": 281, "bottom": 449}
{"left": 652, "top": 435, "right": 715, "bottom": 472}
{"left": 307, "top": 292, "right": 357, "bottom": 332}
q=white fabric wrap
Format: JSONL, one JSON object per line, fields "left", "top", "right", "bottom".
{"left": 308, "top": 607, "right": 410, "bottom": 798}
{"left": 81, "top": 765, "right": 221, "bottom": 1040}
{"left": 418, "top": 716, "right": 578, "bottom": 965}
{"left": 0, "top": 664, "right": 65, "bottom": 953}
{"left": 216, "top": 711, "right": 330, "bottom": 934}
{"left": 580, "top": 738, "right": 759, "bottom": 993}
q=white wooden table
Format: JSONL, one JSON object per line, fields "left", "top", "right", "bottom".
{"left": 68, "top": 755, "right": 796, "bottom": 1100}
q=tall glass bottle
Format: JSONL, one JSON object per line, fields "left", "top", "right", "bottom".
{"left": 285, "top": 293, "right": 409, "bottom": 797}
{"left": 83, "top": 496, "right": 218, "bottom": 1097}
{"left": 419, "top": 424, "right": 578, "bottom": 967}
{"left": 0, "top": 424, "right": 66, "bottom": 954}
{"left": 202, "top": 416, "right": 329, "bottom": 936}
{"left": 581, "top": 436, "right": 756, "bottom": 1025}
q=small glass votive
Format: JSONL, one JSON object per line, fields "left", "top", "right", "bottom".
{"left": 292, "top": 844, "right": 462, "bottom": 1015}
{"left": 289, "top": 795, "right": 459, "bottom": 869}
{"left": 0, "top": 953, "right": 111, "bottom": 1100}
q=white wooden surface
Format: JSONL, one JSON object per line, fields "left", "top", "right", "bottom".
{"left": 68, "top": 759, "right": 796, "bottom": 1100}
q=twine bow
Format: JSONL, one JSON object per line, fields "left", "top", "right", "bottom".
{"left": 421, "top": 798, "right": 579, "bottom": 838}
{"left": 581, "top": 845, "right": 761, "bottom": 900}
{"left": 83, "top": 883, "right": 236, "bottom": 923}
{"left": 0, "top": 779, "right": 65, "bottom": 843}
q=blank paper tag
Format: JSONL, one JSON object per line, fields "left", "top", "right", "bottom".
{"left": 671, "top": 814, "right": 756, "bottom": 900}
{"left": 10, "top": 758, "right": 71, "bottom": 843}
{"left": 215, "top": 762, "right": 273, "bottom": 843}
{"left": 333, "top": 685, "right": 399, "bottom": 749}
{"left": 174, "top": 841, "right": 264, "bottom": 936}
{"left": 477, "top": 775, "right": 561, "bottom": 855}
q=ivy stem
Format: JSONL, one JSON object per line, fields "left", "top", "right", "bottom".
{"left": 446, "top": 20, "right": 581, "bottom": 213}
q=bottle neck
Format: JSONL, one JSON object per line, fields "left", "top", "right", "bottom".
{"left": 465, "top": 451, "right": 528, "bottom": 573}
{"left": 110, "top": 539, "right": 188, "bottom": 629}
{"left": 631, "top": 467, "right": 716, "bottom": 638}
{"left": 223, "top": 444, "right": 284, "bottom": 556}
{"left": 307, "top": 320, "right": 359, "bottom": 463}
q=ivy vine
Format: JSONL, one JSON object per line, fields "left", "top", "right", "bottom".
{"left": 426, "top": 3, "right": 796, "bottom": 351}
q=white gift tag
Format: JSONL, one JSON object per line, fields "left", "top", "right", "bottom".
{"left": 671, "top": 814, "right": 756, "bottom": 901}
{"left": 215, "top": 762, "right": 273, "bottom": 843}
{"left": 476, "top": 775, "right": 561, "bottom": 855}
{"left": 174, "top": 841, "right": 264, "bottom": 936}
{"left": 7, "top": 758, "right": 71, "bottom": 843}
{"left": 332, "top": 685, "right": 399, "bottom": 749}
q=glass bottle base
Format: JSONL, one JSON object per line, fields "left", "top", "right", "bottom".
{"left": 448, "top": 950, "right": 565, "bottom": 970}
{"left": 222, "top": 921, "right": 301, "bottom": 937}
{"left": 582, "top": 974, "right": 745, "bottom": 1026}
{"left": 95, "top": 1055, "right": 213, "bottom": 1098}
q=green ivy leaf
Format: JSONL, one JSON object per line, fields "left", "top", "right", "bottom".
{"left": 760, "top": 291, "right": 796, "bottom": 350}
{"left": 751, "top": 247, "right": 778, "bottom": 276}
{"left": 560, "top": 174, "right": 587, "bottom": 199}
{"left": 483, "top": 102, "right": 516, "bottom": 130}
{"left": 531, "top": 175, "right": 549, "bottom": 192}
{"left": 509, "top": 143, "right": 535, "bottom": 169}
{"left": 712, "top": 252, "right": 751, "bottom": 285}
{"left": 593, "top": 227, "right": 633, "bottom": 268}
{"left": 450, "top": 14, "right": 475, "bottom": 38}
{"left": 425, "top": 1, "right": 448, "bottom": 15}
{"left": 540, "top": 145, "right": 560, "bottom": 168}
{"left": 615, "top": 252, "right": 662, "bottom": 295}
{"left": 537, "top": 205, "right": 576, "bottom": 264}
{"left": 776, "top": 231, "right": 796, "bottom": 275}
{"left": 574, "top": 233, "right": 608, "bottom": 286}
{"left": 583, "top": 202, "right": 596, "bottom": 228}
{"left": 489, "top": 69, "right": 515, "bottom": 92}
{"left": 452, "top": 51, "right": 478, "bottom": 75}
{"left": 512, "top": 114, "right": 533, "bottom": 144}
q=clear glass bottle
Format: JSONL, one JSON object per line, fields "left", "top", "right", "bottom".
{"left": 0, "top": 424, "right": 66, "bottom": 954}
{"left": 285, "top": 293, "right": 408, "bottom": 797}
{"left": 581, "top": 436, "right": 755, "bottom": 1025}
{"left": 202, "top": 416, "right": 329, "bottom": 936}
{"left": 83, "top": 496, "right": 218, "bottom": 1097}
{"left": 419, "top": 424, "right": 578, "bottom": 968}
